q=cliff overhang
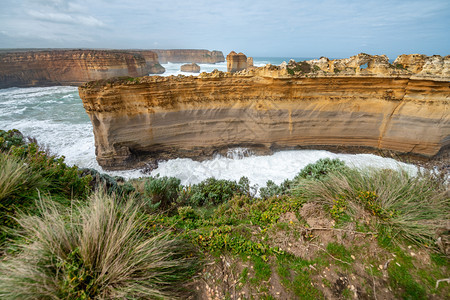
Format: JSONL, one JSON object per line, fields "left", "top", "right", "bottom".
{"left": 79, "top": 54, "right": 450, "bottom": 170}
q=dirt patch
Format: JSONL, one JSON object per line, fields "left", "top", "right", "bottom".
{"left": 300, "top": 202, "right": 335, "bottom": 228}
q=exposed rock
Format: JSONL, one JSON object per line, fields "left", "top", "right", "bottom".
{"left": 247, "top": 57, "right": 254, "bottom": 67}
{"left": 150, "top": 49, "right": 224, "bottom": 64}
{"left": 306, "top": 53, "right": 401, "bottom": 75}
{"left": 180, "top": 63, "right": 200, "bottom": 73}
{"left": 393, "top": 54, "right": 427, "bottom": 73}
{"left": 129, "top": 50, "right": 165, "bottom": 74}
{"left": 79, "top": 53, "right": 450, "bottom": 170}
{"left": 0, "top": 49, "right": 165, "bottom": 88}
{"left": 394, "top": 54, "right": 450, "bottom": 77}
{"left": 226, "top": 51, "right": 247, "bottom": 72}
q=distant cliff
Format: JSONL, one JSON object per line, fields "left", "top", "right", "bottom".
{"left": 151, "top": 49, "right": 224, "bottom": 63}
{"left": 0, "top": 49, "right": 164, "bottom": 88}
{"left": 79, "top": 53, "right": 450, "bottom": 170}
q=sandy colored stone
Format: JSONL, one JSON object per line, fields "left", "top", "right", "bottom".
{"left": 181, "top": 63, "right": 201, "bottom": 73}
{"left": 226, "top": 51, "right": 248, "bottom": 72}
{"left": 79, "top": 53, "right": 450, "bottom": 170}
{"left": 0, "top": 49, "right": 164, "bottom": 88}
{"left": 247, "top": 57, "right": 254, "bottom": 67}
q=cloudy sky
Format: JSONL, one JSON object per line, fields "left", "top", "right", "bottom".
{"left": 1, "top": 0, "right": 449, "bottom": 59}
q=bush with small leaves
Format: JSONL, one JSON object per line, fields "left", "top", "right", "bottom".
{"left": 144, "top": 175, "right": 181, "bottom": 209}
{"left": 296, "top": 158, "right": 349, "bottom": 181}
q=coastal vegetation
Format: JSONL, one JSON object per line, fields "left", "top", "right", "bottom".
{"left": 0, "top": 129, "right": 448, "bottom": 299}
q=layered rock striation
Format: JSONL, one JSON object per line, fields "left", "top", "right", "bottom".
{"left": 128, "top": 50, "right": 165, "bottom": 74}
{"left": 79, "top": 54, "right": 450, "bottom": 170}
{"left": 0, "top": 49, "right": 165, "bottom": 88}
{"left": 151, "top": 49, "right": 224, "bottom": 63}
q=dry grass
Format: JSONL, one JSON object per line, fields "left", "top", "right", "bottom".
{"left": 0, "top": 190, "right": 201, "bottom": 299}
{"left": 296, "top": 167, "right": 450, "bottom": 247}
{"left": 0, "top": 152, "right": 42, "bottom": 202}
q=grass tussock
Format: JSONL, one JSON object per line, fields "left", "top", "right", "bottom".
{"left": 296, "top": 167, "right": 450, "bottom": 247}
{"left": 0, "top": 190, "right": 201, "bottom": 299}
{"left": 0, "top": 152, "right": 43, "bottom": 203}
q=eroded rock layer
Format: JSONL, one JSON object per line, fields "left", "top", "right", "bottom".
{"left": 151, "top": 49, "right": 225, "bottom": 63}
{"left": 0, "top": 49, "right": 164, "bottom": 88}
{"left": 79, "top": 54, "right": 450, "bottom": 170}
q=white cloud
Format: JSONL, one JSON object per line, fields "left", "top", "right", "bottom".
{"left": 0, "top": 0, "right": 448, "bottom": 56}
{"left": 27, "top": 7, "right": 105, "bottom": 27}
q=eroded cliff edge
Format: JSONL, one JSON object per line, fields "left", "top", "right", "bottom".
{"left": 151, "top": 49, "right": 225, "bottom": 63}
{"left": 0, "top": 49, "right": 165, "bottom": 88}
{"left": 79, "top": 54, "right": 450, "bottom": 170}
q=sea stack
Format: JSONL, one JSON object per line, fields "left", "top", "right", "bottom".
{"left": 226, "top": 51, "right": 248, "bottom": 72}
{"left": 247, "top": 57, "right": 254, "bottom": 67}
{"left": 180, "top": 63, "right": 201, "bottom": 73}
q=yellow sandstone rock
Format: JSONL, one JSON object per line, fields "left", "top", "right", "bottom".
{"left": 79, "top": 54, "right": 450, "bottom": 170}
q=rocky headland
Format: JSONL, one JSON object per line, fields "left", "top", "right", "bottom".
{"left": 79, "top": 53, "right": 450, "bottom": 170}
{"left": 0, "top": 49, "right": 165, "bottom": 88}
{"left": 151, "top": 49, "right": 225, "bottom": 64}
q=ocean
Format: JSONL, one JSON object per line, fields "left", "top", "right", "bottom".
{"left": 0, "top": 58, "right": 416, "bottom": 188}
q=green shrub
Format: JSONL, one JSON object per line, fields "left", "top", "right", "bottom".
{"left": 296, "top": 158, "right": 349, "bottom": 181}
{"left": 177, "top": 206, "right": 198, "bottom": 220}
{"left": 193, "top": 225, "right": 282, "bottom": 260}
{"left": 144, "top": 175, "right": 181, "bottom": 209}
{"left": 330, "top": 194, "right": 348, "bottom": 221}
{"left": 0, "top": 129, "right": 25, "bottom": 151}
{"left": 259, "top": 179, "right": 295, "bottom": 199}
{"left": 81, "top": 168, "right": 135, "bottom": 196}
{"left": 179, "top": 177, "right": 250, "bottom": 207}
{"left": 0, "top": 190, "right": 201, "bottom": 299}
{"left": 7, "top": 141, "right": 91, "bottom": 200}
{"left": 249, "top": 196, "right": 304, "bottom": 227}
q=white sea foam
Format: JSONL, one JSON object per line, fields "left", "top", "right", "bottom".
{"left": 150, "top": 150, "right": 416, "bottom": 188}
{"left": 158, "top": 61, "right": 227, "bottom": 76}
{"left": 0, "top": 61, "right": 418, "bottom": 187}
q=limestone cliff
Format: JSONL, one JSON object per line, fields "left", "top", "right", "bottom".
{"left": 79, "top": 54, "right": 450, "bottom": 170}
{"left": 128, "top": 50, "right": 165, "bottom": 74}
{"left": 151, "top": 49, "right": 224, "bottom": 63}
{"left": 0, "top": 49, "right": 164, "bottom": 88}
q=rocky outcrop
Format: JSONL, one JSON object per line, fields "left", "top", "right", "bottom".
{"left": 151, "top": 49, "right": 224, "bottom": 64}
{"left": 394, "top": 54, "right": 450, "bottom": 77}
{"left": 79, "top": 54, "right": 450, "bottom": 170}
{"left": 247, "top": 57, "right": 254, "bottom": 68}
{"left": 226, "top": 51, "right": 248, "bottom": 72}
{"left": 181, "top": 63, "right": 200, "bottom": 73}
{"left": 129, "top": 50, "right": 165, "bottom": 74}
{"left": 0, "top": 49, "right": 165, "bottom": 88}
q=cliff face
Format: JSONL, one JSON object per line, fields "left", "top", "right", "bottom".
{"left": 79, "top": 54, "right": 450, "bottom": 170}
{"left": 0, "top": 49, "right": 165, "bottom": 88}
{"left": 151, "top": 49, "right": 225, "bottom": 63}
{"left": 128, "top": 50, "right": 165, "bottom": 74}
